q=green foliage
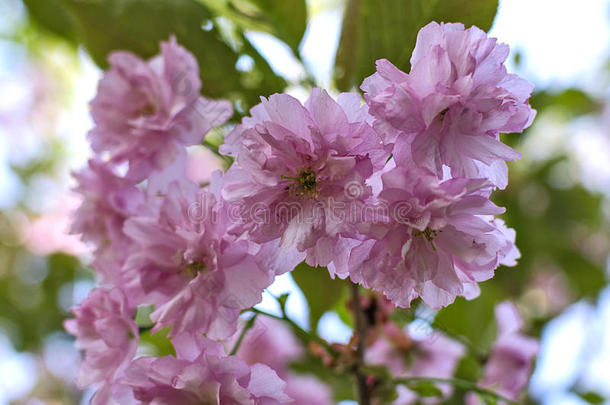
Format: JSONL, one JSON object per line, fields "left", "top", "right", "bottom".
{"left": 334, "top": 0, "right": 498, "bottom": 90}
{"left": 139, "top": 326, "right": 176, "bottom": 357}
{"left": 435, "top": 286, "right": 500, "bottom": 351}
{"left": 576, "top": 391, "right": 606, "bottom": 404}
{"left": 530, "top": 88, "right": 602, "bottom": 119}
{"left": 291, "top": 262, "right": 349, "bottom": 330}
{"left": 135, "top": 305, "right": 155, "bottom": 328}
{"left": 0, "top": 252, "right": 90, "bottom": 351}
{"left": 453, "top": 355, "right": 483, "bottom": 383}
{"left": 494, "top": 156, "right": 607, "bottom": 300}
{"left": 198, "top": 0, "right": 307, "bottom": 53}
{"left": 404, "top": 380, "right": 443, "bottom": 398}
{"left": 23, "top": 0, "right": 287, "bottom": 111}
{"left": 22, "top": 0, "right": 77, "bottom": 42}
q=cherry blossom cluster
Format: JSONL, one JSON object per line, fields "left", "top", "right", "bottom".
{"left": 66, "top": 22, "right": 538, "bottom": 404}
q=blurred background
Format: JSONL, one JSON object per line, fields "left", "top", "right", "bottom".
{"left": 0, "top": 0, "right": 610, "bottom": 404}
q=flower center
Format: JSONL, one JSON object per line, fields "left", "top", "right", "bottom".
{"left": 184, "top": 260, "right": 206, "bottom": 279}
{"left": 282, "top": 168, "right": 319, "bottom": 198}
{"left": 415, "top": 227, "right": 439, "bottom": 251}
{"left": 439, "top": 108, "right": 449, "bottom": 122}
{"left": 135, "top": 102, "right": 157, "bottom": 117}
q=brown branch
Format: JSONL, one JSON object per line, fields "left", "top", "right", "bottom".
{"left": 351, "top": 282, "right": 371, "bottom": 405}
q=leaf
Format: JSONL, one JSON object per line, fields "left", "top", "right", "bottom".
{"left": 139, "top": 326, "right": 176, "bottom": 357}
{"left": 493, "top": 156, "right": 608, "bottom": 300}
{"left": 453, "top": 355, "right": 483, "bottom": 383}
{"left": 56, "top": 0, "right": 285, "bottom": 109}
{"left": 405, "top": 380, "right": 443, "bottom": 397}
{"left": 334, "top": 292, "right": 354, "bottom": 328}
{"left": 0, "top": 252, "right": 88, "bottom": 351}
{"left": 434, "top": 285, "right": 500, "bottom": 350}
{"left": 529, "top": 88, "right": 601, "bottom": 119}
{"left": 277, "top": 293, "right": 290, "bottom": 312}
{"left": 290, "top": 262, "right": 349, "bottom": 330}
{"left": 483, "top": 395, "right": 498, "bottom": 405}
{"left": 334, "top": 0, "right": 499, "bottom": 91}
{"left": 135, "top": 305, "right": 155, "bottom": 327}
{"left": 23, "top": 0, "right": 78, "bottom": 42}
{"left": 199, "top": 0, "right": 308, "bottom": 53}
{"left": 248, "top": 0, "right": 307, "bottom": 52}
{"left": 576, "top": 391, "right": 605, "bottom": 404}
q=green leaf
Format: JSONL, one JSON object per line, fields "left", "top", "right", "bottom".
{"left": 334, "top": 292, "right": 354, "bottom": 328}
{"left": 334, "top": 0, "right": 499, "bottom": 91}
{"left": 434, "top": 285, "right": 499, "bottom": 350}
{"left": 290, "top": 262, "right": 348, "bottom": 330}
{"left": 277, "top": 293, "right": 290, "bottom": 312}
{"left": 0, "top": 252, "right": 88, "bottom": 351}
{"left": 23, "top": 0, "right": 78, "bottom": 42}
{"left": 529, "top": 88, "right": 601, "bottom": 119}
{"left": 56, "top": 0, "right": 285, "bottom": 109}
{"left": 135, "top": 305, "right": 155, "bottom": 327}
{"left": 576, "top": 391, "right": 605, "bottom": 404}
{"left": 453, "top": 355, "right": 483, "bottom": 383}
{"left": 483, "top": 394, "right": 498, "bottom": 405}
{"left": 139, "top": 326, "right": 176, "bottom": 357}
{"left": 59, "top": 0, "right": 234, "bottom": 93}
{"left": 493, "top": 156, "right": 608, "bottom": 300}
{"left": 199, "top": 0, "right": 307, "bottom": 53}
{"left": 405, "top": 380, "right": 443, "bottom": 397}
{"left": 248, "top": 0, "right": 307, "bottom": 52}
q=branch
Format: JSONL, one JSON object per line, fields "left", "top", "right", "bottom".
{"left": 393, "top": 377, "right": 522, "bottom": 405}
{"left": 351, "top": 282, "right": 371, "bottom": 405}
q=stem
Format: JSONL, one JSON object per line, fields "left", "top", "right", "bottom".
{"left": 351, "top": 282, "right": 371, "bottom": 405}
{"left": 394, "top": 377, "right": 522, "bottom": 405}
{"left": 230, "top": 313, "right": 258, "bottom": 355}
{"left": 248, "top": 307, "right": 338, "bottom": 359}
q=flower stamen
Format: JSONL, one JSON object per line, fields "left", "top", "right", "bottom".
{"left": 281, "top": 168, "right": 319, "bottom": 198}
{"left": 184, "top": 260, "right": 206, "bottom": 279}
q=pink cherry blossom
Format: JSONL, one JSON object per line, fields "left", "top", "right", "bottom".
{"left": 366, "top": 327, "right": 464, "bottom": 404}
{"left": 122, "top": 178, "right": 273, "bottom": 339}
{"left": 112, "top": 338, "right": 291, "bottom": 405}
{"left": 88, "top": 37, "right": 232, "bottom": 181}
{"left": 220, "top": 88, "right": 388, "bottom": 268}
{"left": 346, "top": 166, "right": 519, "bottom": 309}
{"left": 70, "top": 159, "right": 146, "bottom": 296}
{"left": 71, "top": 159, "right": 143, "bottom": 255}
{"left": 466, "top": 302, "right": 539, "bottom": 404}
{"left": 232, "top": 316, "right": 334, "bottom": 405}
{"left": 362, "top": 22, "right": 535, "bottom": 189}
{"left": 64, "top": 288, "right": 138, "bottom": 395}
